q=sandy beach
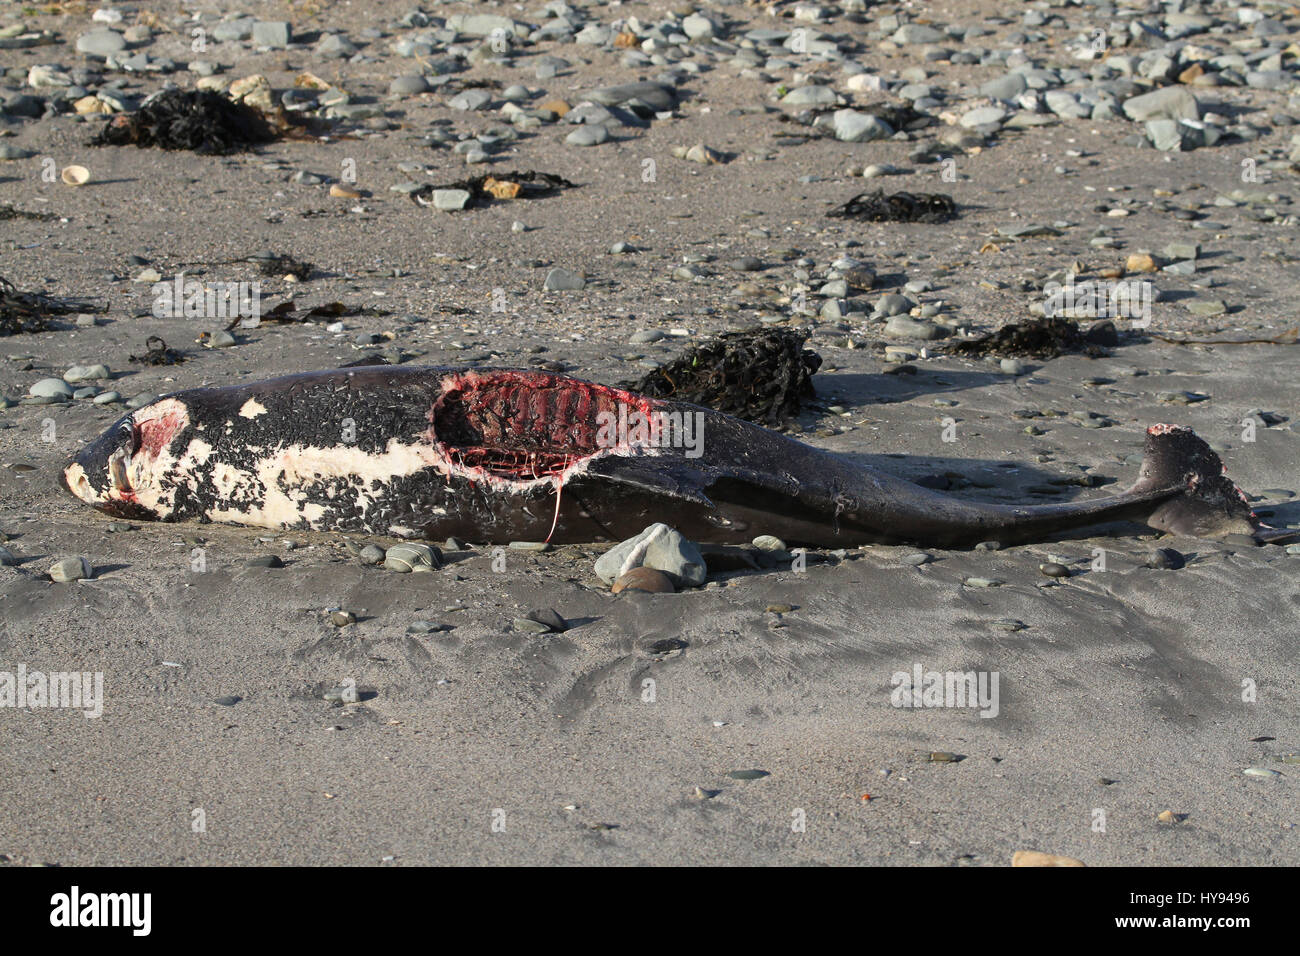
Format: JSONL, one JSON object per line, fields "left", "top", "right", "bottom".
{"left": 1, "top": 0, "right": 1297, "bottom": 866}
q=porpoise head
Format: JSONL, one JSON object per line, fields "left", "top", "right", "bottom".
{"left": 62, "top": 397, "right": 192, "bottom": 521}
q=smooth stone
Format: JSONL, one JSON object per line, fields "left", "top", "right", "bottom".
{"left": 595, "top": 523, "right": 706, "bottom": 587}
{"left": 49, "top": 556, "right": 92, "bottom": 582}
{"left": 431, "top": 189, "right": 471, "bottom": 211}
{"left": 384, "top": 543, "right": 441, "bottom": 572}
{"left": 612, "top": 567, "right": 675, "bottom": 594}
{"left": 64, "top": 363, "right": 110, "bottom": 383}
{"left": 251, "top": 21, "right": 291, "bottom": 49}
{"left": 388, "top": 75, "right": 428, "bottom": 96}
{"left": 1124, "top": 86, "right": 1200, "bottom": 122}
{"left": 832, "top": 109, "right": 892, "bottom": 142}
{"left": 960, "top": 106, "right": 1007, "bottom": 128}
{"left": 781, "top": 85, "right": 837, "bottom": 106}
{"left": 76, "top": 29, "right": 127, "bottom": 57}
{"left": 544, "top": 268, "right": 586, "bottom": 291}
{"left": 1144, "top": 548, "right": 1184, "bottom": 570}
{"left": 29, "top": 378, "right": 73, "bottom": 400}
{"left": 565, "top": 125, "right": 608, "bottom": 147}
{"left": 885, "top": 317, "right": 943, "bottom": 340}
{"left": 526, "top": 608, "right": 567, "bottom": 632}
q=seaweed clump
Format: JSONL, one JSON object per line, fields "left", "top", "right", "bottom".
{"left": 91, "top": 89, "right": 276, "bottom": 154}
{"left": 950, "top": 317, "right": 1117, "bottom": 359}
{"left": 625, "top": 328, "right": 822, "bottom": 426}
{"left": 828, "top": 189, "right": 957, "bottom": 223}
{"left": 1, "top": 277, "right": 100, "bottom": 337}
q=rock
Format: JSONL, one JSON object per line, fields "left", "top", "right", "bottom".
{"left": 960, "top": 106, "right": 1007, "bottom": 128}
{"left": 27, "top": 65, "right": 72, "bottom": 88}
{"left": 251, "top": 21, "right": 291, "bottom": 49}
{"left": 76, "top": 29, "right": 127, "bottom": 58}
{"left": 1039, "top": 562, "right": 1070, "bottom": 578}
{"left": 583, "top": 82, "right": 675, "bottom": 112}
{"left": 832, "top": 109, "right": 892, "bottom": 142}
{"left": 595, "top": 523, "right": 706, "bottom": 588}
{"left": 677, "top": 143, "right": 724, "bottom": 164}
{"left": 1125, "top": 253, "right": 1159, "bottom": 273}
{"left": 1001, "top": 358, "right": 1025, "bottom": 375}
{"left": 449, "top": 89, "right": 492, "bottom": 111}
{"left": 612, "top": 567, "right": 675, "bottom": 594}
{"left": 1012, "top": 851, "right": 1085, "bottom": 867}
{"left": 1144, "top": 548, "right": 1184, "bottom": 570}
{"left": 212, "top": 18, "right": 254, "bottom": 42}
{"left": 29, "top": 378, "right": 73, "bottom": 400}
{"left": 566, "top": 125, "right": 608, "bottom": 147}
{"left": 544, "top": 268, "right": 585, "bottom": 291}
{"left": 752, "top": 535, "right": 787, "bottom": 551}
{"left": 781, "top": 85, "right": 837, "bottom": 107}
{"left": 892, "top": 24, "right": 945, "bottom": 44}
{"left": 1123, "top": 86, "right": 1199, "bottom": 122}
{"left": 430, "top": 189, "right": 471, "bottom": 211}
{"left": 1184, "top": 299, "right": 1226, "bottom": 317}
{"left": 446, "top": 14, "right": 527, "bottom": 38}
{"left": 526, "top": 608, "right": 567, "bottom": 632}
{"left": 886, "top": 317, "right": 943, "bottom": 340}
{"left": 388, "top": 75, "right": 428, "bottom": 96}
{"left": 49, "top": 556, "right": 92, "bottom": 582}
{"left": 980, "top": 73, "right": 1027, "bottom": 100}
{"left": 64, "top": 364, "right": 110, "bottom": 383}
{"left": 682, "top": 13, "right": 720, "bottom": 40}
{"left": 384, "top": 543, "right": 441, "bottom": 572}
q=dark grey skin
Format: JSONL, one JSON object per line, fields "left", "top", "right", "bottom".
{"left": 62, "top": 366, "right": 1286, "bottom": 548}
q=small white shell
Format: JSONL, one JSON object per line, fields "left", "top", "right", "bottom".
{"left": 61, "top": 165, "right": 90, "bottom": 186}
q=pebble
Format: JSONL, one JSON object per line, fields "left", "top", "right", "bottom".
{"left": 1039, "top": 562, "right": 1070, "bottom": 578}
{"left": 544, "top": 268, "right": 586, "bottom": 291}
{"left": 612, "top": 567, "right": 675, "bottom": 594}
{"left": 430, "top": 189, "right": 471, "bottom": 211}
{"left": 64, "top": 364, "right": 110, "bottom": 383}
{"left": 595, "top": 523, "right": 706, "bottom": 588}
{"left": 566, "top": 126, "right": 609, "bottom": 147}
{"left": 963, "top": 577, "right": 1003, "bottom": 588}
{"left": 75, "top": 29, "right": 127, "bottom": 58}
{"left": 28, "top": 378, "right": 73, "bottom": 400}
{"left": 383, "top": 543, "right": 441, "bottom": 572}
{"left": 508, "top": 541, "right": 550, "bottom": 552}
{"left": 246, "top": 555, "right": 283, "bottom": 568}
{"left": 213, "top": 695, "right": 241, "bottom": 707}
{"left": 525, "top": 608, "right": 567, "bottom": 632}
{"left": 752, "top": 534, "right": 786, "bottom": 551}
{"left": 1144, "top": 548, "right": 1184, "bottom": 570}
{"left": 513, "top": 617, "right": 552, "bottom": 634}
{"left": 48, "top": 556, "right": 92, "bottom": 582}
{"left": 902, "top": 552, "right": 933, "bottom": 566}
